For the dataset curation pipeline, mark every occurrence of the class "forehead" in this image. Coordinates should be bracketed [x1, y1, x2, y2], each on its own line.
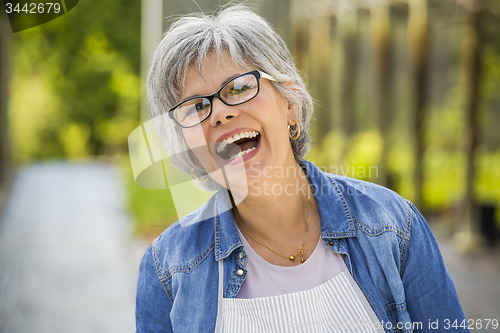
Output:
[181, 52, 251, 99]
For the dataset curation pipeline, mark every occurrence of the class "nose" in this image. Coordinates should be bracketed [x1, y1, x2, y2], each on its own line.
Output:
[209, 98, 239, 126]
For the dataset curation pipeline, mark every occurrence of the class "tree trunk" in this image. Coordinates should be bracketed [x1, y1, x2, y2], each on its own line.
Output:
[308, 15, 332, 143]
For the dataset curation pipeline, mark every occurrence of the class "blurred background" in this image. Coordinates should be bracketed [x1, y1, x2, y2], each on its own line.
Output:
[0, 0, 499, 332]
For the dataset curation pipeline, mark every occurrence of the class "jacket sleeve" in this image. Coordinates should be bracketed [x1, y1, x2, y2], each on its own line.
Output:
[136, 242, 174, 333]
[401, 201, 470, 332]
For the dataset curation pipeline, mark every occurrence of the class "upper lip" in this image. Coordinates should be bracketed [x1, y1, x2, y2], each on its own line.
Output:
[215, 128, 260, 155]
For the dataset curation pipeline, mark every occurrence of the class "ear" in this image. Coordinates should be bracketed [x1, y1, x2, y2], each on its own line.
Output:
[280, 81, 298, 125]
[287, 107, 298, 126]
[286, 98, 298, 126]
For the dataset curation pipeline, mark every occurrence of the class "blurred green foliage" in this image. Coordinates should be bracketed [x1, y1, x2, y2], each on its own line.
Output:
[9, 0, 141, 162]
[119, 156, 178, 238]
[7, 0, 165, 234]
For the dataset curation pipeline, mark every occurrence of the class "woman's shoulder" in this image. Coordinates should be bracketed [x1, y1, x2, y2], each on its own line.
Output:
[322, 172, 412, 235]
[325, 172, 408, 206]
[304, 160, 409, 217]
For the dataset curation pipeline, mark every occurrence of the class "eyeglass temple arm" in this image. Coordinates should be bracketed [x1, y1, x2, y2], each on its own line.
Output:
[258, 71, 276, 82]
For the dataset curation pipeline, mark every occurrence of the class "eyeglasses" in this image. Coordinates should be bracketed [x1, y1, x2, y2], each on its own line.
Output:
[168, 70, 276, 128]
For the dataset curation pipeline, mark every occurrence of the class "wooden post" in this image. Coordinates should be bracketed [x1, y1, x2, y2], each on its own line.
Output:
[292, 19, 310, 75]
[456, 0, 484, 251]
[308, 12, 332, 143]
[141, 0, 163, 123]
[338, 3, 359, 137]
[0, 10, 11, 188]
[407, 0, 428, 209]
[264, 0, 291, 45]
[370, 1, 392, 187]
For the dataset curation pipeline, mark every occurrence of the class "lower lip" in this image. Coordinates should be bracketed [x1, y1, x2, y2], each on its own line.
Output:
[217, 139, 261, 166]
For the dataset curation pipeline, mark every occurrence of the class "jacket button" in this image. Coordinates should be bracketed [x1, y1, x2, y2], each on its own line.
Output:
[236, 269, 245, 276]
[238, 251, 244, 259]
[328, 241, 334, 247]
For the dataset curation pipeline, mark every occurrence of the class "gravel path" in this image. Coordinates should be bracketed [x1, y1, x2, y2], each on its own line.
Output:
[437, 233, 500, 332]
[0, 162, 147, 333]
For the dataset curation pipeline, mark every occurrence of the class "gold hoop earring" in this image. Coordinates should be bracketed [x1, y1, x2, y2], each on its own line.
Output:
[288, 120, 300, 141]
[191, 167, 209, 183]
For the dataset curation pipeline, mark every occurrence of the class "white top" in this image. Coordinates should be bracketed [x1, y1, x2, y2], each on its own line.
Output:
[214, 252, 384, 333]
[236, 228, 343, 299]
[213, 231, 384, 332]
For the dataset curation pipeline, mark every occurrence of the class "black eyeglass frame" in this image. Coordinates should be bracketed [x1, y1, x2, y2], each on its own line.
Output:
[168, 70, 275, 128]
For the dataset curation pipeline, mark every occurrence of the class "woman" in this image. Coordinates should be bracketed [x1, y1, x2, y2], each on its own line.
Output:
[136, 5, 469, 333]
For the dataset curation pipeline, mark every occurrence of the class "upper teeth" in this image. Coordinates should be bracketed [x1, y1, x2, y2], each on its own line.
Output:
[216, 131, 260, 154]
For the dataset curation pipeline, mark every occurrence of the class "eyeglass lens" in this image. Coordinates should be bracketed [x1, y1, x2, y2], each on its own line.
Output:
[174, 72, 259, 127]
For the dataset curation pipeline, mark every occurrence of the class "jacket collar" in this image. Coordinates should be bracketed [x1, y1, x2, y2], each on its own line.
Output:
[214, 160, 356, 261]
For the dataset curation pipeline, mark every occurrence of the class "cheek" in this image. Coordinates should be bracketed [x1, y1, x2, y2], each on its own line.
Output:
[256, 98, 290, 140]
[182, 126, 207, 152]
[260, 92, 290, 124]
[182, 126, 215, 170]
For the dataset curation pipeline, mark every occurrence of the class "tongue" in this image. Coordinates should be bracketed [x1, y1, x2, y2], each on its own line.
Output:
[226, 140, 259, 160]
[239, 140, 258, 152]
[226, 144, 241, 159]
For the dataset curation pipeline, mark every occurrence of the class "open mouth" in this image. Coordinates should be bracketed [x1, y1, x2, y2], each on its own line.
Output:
[216, 131, 261, 161]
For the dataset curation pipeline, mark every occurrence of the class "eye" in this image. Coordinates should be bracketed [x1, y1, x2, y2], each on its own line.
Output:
[177, 98, 210, 122]
[195, 101, 210, 111]
[184, 101, 209, 117]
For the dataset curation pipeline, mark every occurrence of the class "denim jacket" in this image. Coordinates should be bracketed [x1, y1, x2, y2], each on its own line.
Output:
[136, 160, 469, 333]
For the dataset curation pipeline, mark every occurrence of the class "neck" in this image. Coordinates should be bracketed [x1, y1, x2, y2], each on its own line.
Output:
[231, 162, 315, 244]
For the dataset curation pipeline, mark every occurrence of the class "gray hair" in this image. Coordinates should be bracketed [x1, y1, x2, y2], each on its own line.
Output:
[147, 4, 314, 191]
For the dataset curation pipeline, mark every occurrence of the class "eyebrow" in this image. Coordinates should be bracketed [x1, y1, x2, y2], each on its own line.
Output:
[181, 73, 243, 101]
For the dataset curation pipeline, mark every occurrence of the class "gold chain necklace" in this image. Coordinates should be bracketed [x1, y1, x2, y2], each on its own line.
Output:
[233, 193, 312, 263]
